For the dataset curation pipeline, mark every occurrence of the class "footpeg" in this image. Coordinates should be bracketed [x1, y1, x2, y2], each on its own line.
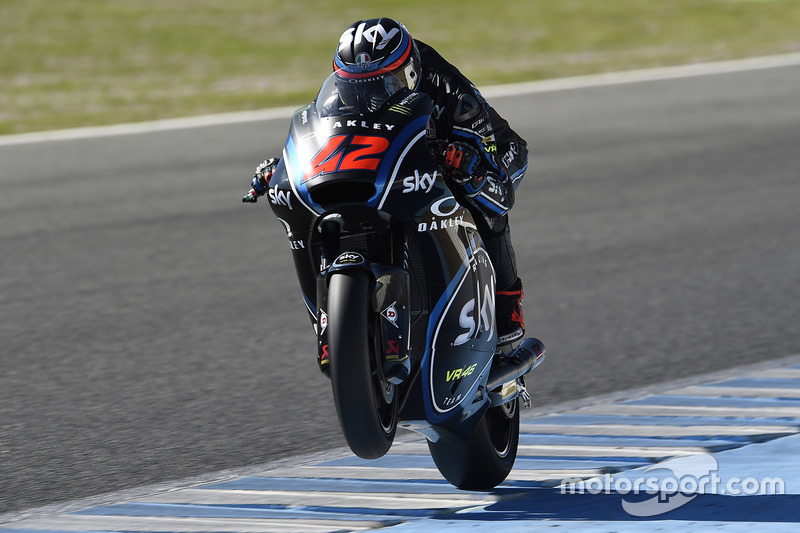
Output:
[520, 382, 532, 408]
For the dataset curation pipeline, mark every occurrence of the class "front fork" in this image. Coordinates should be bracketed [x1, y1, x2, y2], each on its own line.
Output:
[314, 218, 412, 385]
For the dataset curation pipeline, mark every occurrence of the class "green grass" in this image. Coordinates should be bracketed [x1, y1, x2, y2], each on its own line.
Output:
[2, 0, 800, 134]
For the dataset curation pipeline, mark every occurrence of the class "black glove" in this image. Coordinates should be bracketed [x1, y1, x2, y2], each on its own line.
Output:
[242, 157, 280, 203]
[441, 142, 485, 197]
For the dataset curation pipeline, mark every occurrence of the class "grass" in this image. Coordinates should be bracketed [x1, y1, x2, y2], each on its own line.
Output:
[2, 0, 800, 134]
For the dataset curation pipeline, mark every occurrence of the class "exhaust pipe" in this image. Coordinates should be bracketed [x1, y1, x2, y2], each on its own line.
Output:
[486, 337, 546, 392]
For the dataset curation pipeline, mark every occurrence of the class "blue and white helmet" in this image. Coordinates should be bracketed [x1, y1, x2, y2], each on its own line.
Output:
[334, 18, 421, 91]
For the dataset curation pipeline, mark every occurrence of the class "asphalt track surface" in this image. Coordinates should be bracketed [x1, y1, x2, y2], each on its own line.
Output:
[1, 63, 799, 513]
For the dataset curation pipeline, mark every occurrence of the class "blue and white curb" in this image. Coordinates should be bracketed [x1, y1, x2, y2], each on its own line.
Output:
[3, 356, 800, 532]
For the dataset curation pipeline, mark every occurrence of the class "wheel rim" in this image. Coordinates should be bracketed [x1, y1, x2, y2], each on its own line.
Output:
[486, 399, 516, 458]
[374, 376, 396, 433]
[372, 326, 397, 434]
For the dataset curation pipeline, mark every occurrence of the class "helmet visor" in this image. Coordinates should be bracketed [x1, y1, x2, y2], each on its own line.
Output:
[334, 71, 407, 114]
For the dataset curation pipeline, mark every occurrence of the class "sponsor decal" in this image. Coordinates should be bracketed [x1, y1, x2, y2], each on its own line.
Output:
[402, 170, 437, 194]
[442, 394, 464, 407]
[319, 344, 329, 364]
[398, 92, 422, 106]
[430, 196, 461, 217]
[501, 142, 520, 168]
[417, 214, 465, 233]
[381, 301, 399, 327]
[454, 93, 481, 122]
[333, 252, 365, 266]
[304, 134, 390, 182]
[386, 340, 400, 356]
[339, 22, 401, 53]
[426, 117, 437, 138]
[388, 104, 413, 116]
[319, 310, 328, 335]
[355, 52, 371, 69]
[446, 363, 477, 382]
[481, 134, 497, 153]
[452, 273, 495, 346]
[269, 188, 292, 209]
[330, 120, 396, 131]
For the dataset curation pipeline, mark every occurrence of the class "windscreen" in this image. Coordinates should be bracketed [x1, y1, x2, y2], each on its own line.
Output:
[316, 71, 408, 117]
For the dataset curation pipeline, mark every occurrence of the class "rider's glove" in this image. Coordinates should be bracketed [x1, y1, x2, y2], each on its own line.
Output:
[242, 157, 280, 203]
[441, 142, 485, 197]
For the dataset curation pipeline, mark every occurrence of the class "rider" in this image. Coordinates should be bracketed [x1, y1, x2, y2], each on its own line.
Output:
[245, 18, 529, 345]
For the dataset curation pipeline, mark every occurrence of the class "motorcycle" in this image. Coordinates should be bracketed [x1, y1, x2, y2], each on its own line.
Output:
[246, 70, 545, 490]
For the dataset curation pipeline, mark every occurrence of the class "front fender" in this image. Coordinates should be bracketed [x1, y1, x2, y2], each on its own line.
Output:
[320, 253, 412, 384]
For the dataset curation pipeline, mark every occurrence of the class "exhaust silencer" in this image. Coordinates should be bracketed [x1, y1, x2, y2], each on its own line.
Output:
[486, 337, 546, 392]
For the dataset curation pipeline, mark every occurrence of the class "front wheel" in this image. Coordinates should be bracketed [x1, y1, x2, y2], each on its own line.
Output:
[428, 398, 520, 490]
[328, 270, 397, 459]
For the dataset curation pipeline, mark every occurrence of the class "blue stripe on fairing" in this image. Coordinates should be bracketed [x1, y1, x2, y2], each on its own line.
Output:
[73, 502, 431, 520]
[302, 291, 316, 316]
[526, 414, 799, 426]
[702, 377, 800, 389]
[624, 395, 800, 408]
[318, 454, 651, 469]
[368, 114, 430, 207]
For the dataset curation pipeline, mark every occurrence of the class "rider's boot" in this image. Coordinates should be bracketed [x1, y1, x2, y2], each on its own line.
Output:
[496, 277, 525, 346]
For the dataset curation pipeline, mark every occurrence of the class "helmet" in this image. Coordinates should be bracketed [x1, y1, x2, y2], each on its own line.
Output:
[334, 18, 421, 92]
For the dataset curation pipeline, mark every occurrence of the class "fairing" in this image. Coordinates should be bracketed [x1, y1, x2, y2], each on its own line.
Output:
[266, 73, 498, 438]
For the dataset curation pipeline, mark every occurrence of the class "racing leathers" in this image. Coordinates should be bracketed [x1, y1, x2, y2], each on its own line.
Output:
[243, 40, 530, 344]
[416, 40, 529, 343]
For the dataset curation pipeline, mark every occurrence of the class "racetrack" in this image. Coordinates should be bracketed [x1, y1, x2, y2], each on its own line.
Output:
[1, 61, 799, 513]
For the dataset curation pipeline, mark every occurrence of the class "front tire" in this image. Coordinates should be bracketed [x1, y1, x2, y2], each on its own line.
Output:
[328, 270, 397, 459]
[428, 398, 520, 490]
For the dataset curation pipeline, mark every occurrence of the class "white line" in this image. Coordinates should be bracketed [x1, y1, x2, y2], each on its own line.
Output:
[143, 488, 496, 509]
[669, 386, 800, 398]
[575, 403, 800, 418]
[391, 441, 708, 457]
[480, 52, 800, 98]
[5, 514, 384, 533]
[2, 52, 799, 148]
[747, 369, 800, 379]
[0, 106, 298, 147]
[518, 423, 798, 437]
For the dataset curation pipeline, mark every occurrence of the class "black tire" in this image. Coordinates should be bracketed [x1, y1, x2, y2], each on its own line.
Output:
[328, 270, 397, 459]
[428, 398, 520, 490]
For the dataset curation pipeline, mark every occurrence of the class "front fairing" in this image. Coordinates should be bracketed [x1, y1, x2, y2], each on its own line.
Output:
[267, 74, 497, 436]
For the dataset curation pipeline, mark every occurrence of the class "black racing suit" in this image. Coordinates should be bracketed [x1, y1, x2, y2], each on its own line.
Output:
[416, 40, 529, 296]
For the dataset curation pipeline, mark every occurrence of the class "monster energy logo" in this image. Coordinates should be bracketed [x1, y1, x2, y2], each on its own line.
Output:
[389, 104, 413, 116]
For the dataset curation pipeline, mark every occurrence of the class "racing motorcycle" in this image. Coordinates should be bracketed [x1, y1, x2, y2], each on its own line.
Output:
[245, 70, 545, 490]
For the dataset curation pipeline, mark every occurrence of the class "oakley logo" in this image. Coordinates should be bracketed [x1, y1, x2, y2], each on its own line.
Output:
[339, 23, 401, 52]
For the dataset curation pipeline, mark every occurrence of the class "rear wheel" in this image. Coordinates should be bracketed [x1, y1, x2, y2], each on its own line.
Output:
[328, 270, 397, 459]
[428, 398, 520, 490]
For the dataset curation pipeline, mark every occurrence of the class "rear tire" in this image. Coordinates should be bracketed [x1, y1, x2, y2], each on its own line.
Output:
[329, 270, 397, 459]
[428, 398, 520, 490]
